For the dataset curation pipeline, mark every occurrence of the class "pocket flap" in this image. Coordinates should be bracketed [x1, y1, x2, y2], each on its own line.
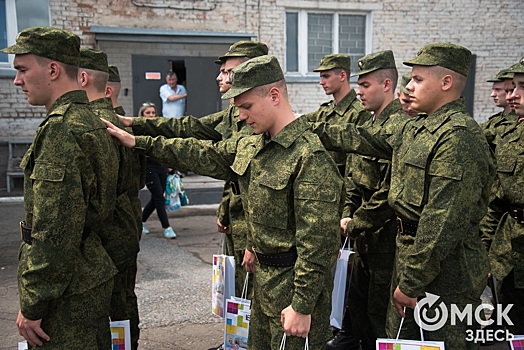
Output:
[30, 162, 66, 182]
[497, 157, 517, 174]
[295, 181, 337, 202]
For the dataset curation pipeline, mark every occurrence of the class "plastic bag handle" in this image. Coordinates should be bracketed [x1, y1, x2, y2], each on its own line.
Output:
[279, 334, 309, 350]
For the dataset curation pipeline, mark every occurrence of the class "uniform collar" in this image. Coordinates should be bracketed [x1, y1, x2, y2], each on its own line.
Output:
[419, 98, 468, 133]
[374, 98, 403, 126]
[265, 115, 310, 149]
[332, 89, 358, 116]
[89, 97, 113, 111]
[42, 90, 89, 126]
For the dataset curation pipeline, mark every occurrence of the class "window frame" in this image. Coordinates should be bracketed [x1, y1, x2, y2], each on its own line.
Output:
[285, 9, 373, 77]
[0, 0, 51, 70]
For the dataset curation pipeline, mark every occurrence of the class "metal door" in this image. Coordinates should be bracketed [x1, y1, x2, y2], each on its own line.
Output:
[132, 55, 221, 117]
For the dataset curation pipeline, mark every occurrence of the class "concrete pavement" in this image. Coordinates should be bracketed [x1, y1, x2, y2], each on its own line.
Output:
[0, 201, 226, 350]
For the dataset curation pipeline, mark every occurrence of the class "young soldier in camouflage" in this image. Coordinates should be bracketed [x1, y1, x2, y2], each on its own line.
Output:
[1, 27, 119, 348]
[118, 41, 268, 303]
[340, 50, 409, 349]
[304, 54, 371, 176]
[481, 57, 524, 336]
[104, 55, 343, 350]
[480, 69, 519, 151]
[78, 48, 143, 350]
[311, 43, 495, 350]
[397, 71, 418, 117]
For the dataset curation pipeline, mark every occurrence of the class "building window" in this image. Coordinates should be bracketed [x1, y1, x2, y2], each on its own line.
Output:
[0, 0, 50, 65]
[286, 10, 370, 75]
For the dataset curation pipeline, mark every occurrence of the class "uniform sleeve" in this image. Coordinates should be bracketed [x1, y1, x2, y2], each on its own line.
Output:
[398, 129, 490, 297]
[341, 154, 362, 219]
[216, 182, 232, 227]
[291, 151, 343, 315]
[134, 135, 237, 182]
[18, 124, 96, 320]
[309, 122, 394, 160]
[346, 163, 394, 239]
[132, 115, 223, 141]
[479, 176, 508, 252]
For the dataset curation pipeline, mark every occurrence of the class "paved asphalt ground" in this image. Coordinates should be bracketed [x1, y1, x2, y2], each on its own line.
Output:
[0, 200, 225, 350]
[0, 198, 512, 350]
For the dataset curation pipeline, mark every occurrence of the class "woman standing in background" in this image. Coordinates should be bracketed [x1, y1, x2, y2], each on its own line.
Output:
[138, 102, 176, 239]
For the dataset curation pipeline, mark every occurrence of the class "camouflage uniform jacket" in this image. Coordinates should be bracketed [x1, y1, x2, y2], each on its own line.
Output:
[134, 116, 343, 316]
[343, 99, 408, 255]
[19, 91, 118, 320]
[480, 121, 524, 287]
[90, 97, 141, 264]
[312, 98, 494, 298]
[304, 89, 371, 169]
[114, 105, 126, 116]
[480, 110, 518, 151]
[133, 104, 252, 248]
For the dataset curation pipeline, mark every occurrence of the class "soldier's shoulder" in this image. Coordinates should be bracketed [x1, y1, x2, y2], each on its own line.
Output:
[300, 130, 327, 154]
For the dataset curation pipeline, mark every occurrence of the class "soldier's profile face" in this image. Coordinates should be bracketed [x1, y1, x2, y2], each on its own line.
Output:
[13, 53, 52, 107]
[235, 88, 273, 135]
[511, 74, 524, 117]
[357, 72, 384, 113]
[398, 91, 418, 117]
[319, 69, 343, 96]
[504, 79, 516, 108]
[406, 65, 441, 115]
[490, 81, 507, 108]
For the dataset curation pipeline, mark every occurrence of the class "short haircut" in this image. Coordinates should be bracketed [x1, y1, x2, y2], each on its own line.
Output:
[166, 71, 177, 79]
[81, 68, 109, 93]
[430, 66, 467, 93]
[333, 68, 351, 83]
[251, 79, 288, 100]
[107, 81, 121, 99]
[374, 68, 399, 90]
[35, 55, 78, 81]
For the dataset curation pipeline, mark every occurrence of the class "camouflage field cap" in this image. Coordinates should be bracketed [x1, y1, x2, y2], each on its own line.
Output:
[351, 50, 396, 77]
[403, 42, 472, 77]
[108, 65, 121, 83]
[497, 68, 514, 80]
[510, 56, 524, 74]
[486, 70, 503, 83]
[222, 55, 284, 100]
[215, 41, 269, 64]
[399, 71, 412, 94]
[0, 26, 80, 66]
[79, 48, 109, 73]
[313, 54, 351, 72]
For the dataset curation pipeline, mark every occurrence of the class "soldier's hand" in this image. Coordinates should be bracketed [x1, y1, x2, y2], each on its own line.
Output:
[117, 115, 134, 127]
[101, 118, 136, 148]
[340, 217, 351, 236]
[393, 286, 417, 317]
[217, 218, 229, 233]
[280, 305, 311, 338]
[16, 310, 49, 346]
[242, 249, 255, 273]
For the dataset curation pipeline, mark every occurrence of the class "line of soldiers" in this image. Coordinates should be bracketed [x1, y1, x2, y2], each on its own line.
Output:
[5, 24, 524, 350]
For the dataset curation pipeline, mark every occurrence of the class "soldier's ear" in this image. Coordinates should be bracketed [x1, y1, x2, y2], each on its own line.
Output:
[49, 62, 60, 81]
[441, 74, 453, 91]
[105, 85, 113, 98]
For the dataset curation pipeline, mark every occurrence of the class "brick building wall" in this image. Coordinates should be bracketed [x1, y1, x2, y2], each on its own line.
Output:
[1, 0, 523, 138]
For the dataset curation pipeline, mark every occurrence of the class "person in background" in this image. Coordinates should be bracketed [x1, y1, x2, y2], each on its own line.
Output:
[160, 71, 187, 118]
[139, 102, 176, 239]
[397, 71, 418, 117]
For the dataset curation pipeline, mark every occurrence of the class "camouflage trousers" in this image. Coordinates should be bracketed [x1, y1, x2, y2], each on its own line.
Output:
[110, 259, 140, 350]
[347, 251, 394, 346]
[247, 265, 332, 350]
[28, 278, 113, 350]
